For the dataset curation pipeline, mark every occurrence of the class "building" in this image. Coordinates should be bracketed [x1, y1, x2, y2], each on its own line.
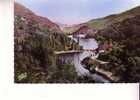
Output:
[72, 26, 97, 38]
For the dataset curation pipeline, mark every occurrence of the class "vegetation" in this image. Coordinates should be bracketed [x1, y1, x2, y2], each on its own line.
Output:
[91, 6, 140, 83]
[14, 15, 84, 83]
[96, 34, 140, 82]
[15, 3, 140, 83]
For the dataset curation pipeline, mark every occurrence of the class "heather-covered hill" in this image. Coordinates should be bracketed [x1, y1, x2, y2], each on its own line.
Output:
[14, 2, 83, 83]
[15, 2, 62, 34]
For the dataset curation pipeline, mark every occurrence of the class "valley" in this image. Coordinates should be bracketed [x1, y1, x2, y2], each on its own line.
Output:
[14, 2, 140, 83]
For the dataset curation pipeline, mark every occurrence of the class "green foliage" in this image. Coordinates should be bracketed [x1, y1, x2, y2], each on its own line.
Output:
[40, 27, 49, 33]
[14, 27, 81, 83]
[95, 34, 106, 44]
[47, 64, 79, 83]
[98, 36, 140, 82]
[87, 19, 107, 30]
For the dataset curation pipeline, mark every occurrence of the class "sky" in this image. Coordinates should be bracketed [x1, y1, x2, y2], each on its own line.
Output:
[16, 0, 140, 25]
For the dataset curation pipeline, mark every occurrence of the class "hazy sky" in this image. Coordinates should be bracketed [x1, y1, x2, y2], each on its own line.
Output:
[16, 0, 140, 25]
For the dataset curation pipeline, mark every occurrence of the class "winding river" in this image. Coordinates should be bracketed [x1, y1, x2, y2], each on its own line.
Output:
[69, 36, 111, 83]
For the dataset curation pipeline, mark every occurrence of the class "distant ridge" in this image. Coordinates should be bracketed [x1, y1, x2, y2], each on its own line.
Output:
[63, 6, 140, 38]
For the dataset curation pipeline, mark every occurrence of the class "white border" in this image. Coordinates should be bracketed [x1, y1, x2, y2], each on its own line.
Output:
[0, 0, 139, 100]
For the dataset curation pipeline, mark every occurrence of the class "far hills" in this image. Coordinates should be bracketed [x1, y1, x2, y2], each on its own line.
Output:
[63, 6, 140, 39]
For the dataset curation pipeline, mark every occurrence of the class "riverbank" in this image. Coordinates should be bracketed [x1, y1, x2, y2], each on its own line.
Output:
[64, 35, 116, 83]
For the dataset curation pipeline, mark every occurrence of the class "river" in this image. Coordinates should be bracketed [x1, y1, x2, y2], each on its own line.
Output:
[69, 36, 111, 83]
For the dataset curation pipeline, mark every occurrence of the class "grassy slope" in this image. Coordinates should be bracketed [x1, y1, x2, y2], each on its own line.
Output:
[63, 6, 140, 34]
[86, 6, 140, 30]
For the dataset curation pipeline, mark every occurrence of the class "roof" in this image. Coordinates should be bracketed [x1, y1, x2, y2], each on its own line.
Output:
[72, 25, 96, 35]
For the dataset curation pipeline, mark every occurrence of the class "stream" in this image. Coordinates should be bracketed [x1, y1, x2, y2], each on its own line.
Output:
[69, 36, 111, 83]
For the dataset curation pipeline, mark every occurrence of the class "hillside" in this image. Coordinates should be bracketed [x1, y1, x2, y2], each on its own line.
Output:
[64, 6, 140, 82]
[63, 6, 140, 36]
[86, 6, 140, 30]
[15, 2, 62, 33]
[14, 2, 82, 83]
[94, 6, 140, 82]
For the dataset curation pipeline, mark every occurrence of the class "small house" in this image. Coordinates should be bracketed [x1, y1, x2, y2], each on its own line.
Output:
[72, 26, 96, 38]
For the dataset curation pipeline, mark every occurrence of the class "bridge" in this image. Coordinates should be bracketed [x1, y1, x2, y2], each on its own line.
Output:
[54, 49, 98, 55]
[54, 50, 82, 55]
